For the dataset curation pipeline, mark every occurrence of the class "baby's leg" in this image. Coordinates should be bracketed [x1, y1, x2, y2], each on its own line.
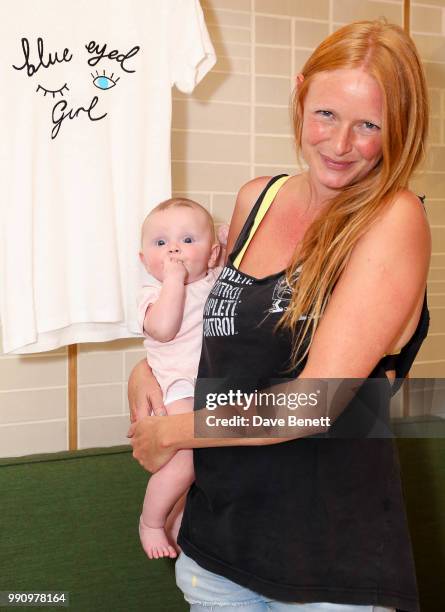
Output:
[165, 491, 188, 554]
[140, 396, 194, 559]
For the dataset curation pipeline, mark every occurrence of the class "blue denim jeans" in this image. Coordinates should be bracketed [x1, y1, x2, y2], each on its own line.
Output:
[175, 552, 395, 611]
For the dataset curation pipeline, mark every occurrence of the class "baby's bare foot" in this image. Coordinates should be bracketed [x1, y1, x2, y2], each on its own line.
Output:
[139, 517, 177, 559]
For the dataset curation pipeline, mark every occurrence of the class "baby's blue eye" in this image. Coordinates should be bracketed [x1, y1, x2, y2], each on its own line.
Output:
[183, 237, 194, 244]
[156, 239, 166, 246]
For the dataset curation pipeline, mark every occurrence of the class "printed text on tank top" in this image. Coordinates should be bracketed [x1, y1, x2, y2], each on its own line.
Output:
[230, 173, 427, 382]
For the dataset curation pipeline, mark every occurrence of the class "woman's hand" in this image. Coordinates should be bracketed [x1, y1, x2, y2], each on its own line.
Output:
[127, 359, 166, 423]
[127, 415, 176, 473]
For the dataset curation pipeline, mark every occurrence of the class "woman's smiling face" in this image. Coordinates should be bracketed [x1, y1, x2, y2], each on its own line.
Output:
[300, 68, 384, 194]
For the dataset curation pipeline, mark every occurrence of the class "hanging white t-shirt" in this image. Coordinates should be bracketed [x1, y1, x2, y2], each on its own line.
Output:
[0, 0, 215, 354]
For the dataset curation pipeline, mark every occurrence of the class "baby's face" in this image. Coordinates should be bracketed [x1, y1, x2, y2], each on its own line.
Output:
[140, 206, 218, 284]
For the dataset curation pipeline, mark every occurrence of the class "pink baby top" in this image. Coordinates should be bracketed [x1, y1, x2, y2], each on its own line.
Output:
[137, 266, 222, 401]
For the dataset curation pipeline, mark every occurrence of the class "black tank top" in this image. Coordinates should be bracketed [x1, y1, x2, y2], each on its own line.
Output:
[178, 175, 429, 612]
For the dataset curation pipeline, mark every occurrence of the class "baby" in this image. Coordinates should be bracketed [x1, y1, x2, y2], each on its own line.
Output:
[137, 197, 223, 559]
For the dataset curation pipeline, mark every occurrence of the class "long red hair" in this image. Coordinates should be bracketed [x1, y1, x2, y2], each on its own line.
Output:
[279, 19, 429, 371]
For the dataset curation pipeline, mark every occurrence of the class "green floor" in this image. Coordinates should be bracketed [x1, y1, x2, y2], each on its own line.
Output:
[0, 441, 444, 612]
[0, 447, 186, 612]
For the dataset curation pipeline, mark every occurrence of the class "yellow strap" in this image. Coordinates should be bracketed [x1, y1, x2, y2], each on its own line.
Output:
[233, 175, 291, 269]
[383, 349, 402, 357]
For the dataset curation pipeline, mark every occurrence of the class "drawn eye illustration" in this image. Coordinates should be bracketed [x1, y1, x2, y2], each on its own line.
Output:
[91, 70, 120, 90]
[36, 83, 69, 98]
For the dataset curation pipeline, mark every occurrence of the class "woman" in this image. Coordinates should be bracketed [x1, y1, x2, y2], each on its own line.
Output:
[128, 19, 430, 612]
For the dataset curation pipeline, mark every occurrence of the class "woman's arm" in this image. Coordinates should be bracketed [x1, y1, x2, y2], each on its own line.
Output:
[128, 359, 166, 422]
[129, 374, 342, 472]
[128, 410, 294, 472]
[301, 190, 431, 379]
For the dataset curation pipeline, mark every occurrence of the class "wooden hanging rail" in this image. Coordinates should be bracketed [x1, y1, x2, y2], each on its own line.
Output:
[68, 344, 78, 450]
[404, 0, 410, 34]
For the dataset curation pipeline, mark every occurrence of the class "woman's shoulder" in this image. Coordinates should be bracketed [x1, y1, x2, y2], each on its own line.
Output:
[354, 187, 431, 273]
[373, 188, 430, 243]
[236, 176, 273, 208]
[388, 187, 428, 215]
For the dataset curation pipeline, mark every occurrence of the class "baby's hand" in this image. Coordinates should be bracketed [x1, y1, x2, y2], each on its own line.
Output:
[163, 256, 188, 283]
[217, 224, 229, 267]
[217, 224, 229, 246]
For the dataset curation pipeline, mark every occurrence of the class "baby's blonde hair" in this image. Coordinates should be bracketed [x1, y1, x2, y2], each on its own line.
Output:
[141, 197, 216, 248]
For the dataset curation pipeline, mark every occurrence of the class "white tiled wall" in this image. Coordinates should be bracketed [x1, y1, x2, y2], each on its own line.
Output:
[1, 0, 444, 457]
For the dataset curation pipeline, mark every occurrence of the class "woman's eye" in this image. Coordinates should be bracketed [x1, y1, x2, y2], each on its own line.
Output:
[156, 239, 166, 246]
[183, 237, 194, 244]
[363, 121, 379, 131]
[317, 110, 333, 118]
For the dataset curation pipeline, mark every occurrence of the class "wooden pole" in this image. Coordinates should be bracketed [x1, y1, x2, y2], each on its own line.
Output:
[68, 344, 78, 450]
[403, 0, 410, 34]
